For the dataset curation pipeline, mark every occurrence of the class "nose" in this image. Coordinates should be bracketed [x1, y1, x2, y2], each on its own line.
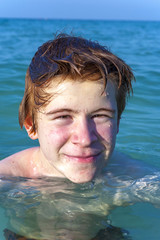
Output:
[71, 117, 97, 147]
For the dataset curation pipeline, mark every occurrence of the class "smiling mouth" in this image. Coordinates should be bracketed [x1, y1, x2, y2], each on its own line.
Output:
[64, 152, 102, 163]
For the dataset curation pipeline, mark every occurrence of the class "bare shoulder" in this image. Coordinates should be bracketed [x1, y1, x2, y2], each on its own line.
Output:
[0, 147, 39, 177]
[108, 150, 157, 179]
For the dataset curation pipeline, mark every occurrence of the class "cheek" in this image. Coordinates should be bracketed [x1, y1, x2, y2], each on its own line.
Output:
[38, 121, 70, 148]
[48, 127, 70, 146]
[96, 122, 117, 142]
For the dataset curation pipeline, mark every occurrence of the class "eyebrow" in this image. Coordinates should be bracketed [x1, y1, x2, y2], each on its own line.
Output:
[91, 108, 116, 114]
[45, 108, 116, 116]
[45, 108, 79, 115]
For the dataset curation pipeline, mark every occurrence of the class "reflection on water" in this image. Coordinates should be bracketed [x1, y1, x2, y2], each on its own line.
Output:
[0, 172, 160, 240]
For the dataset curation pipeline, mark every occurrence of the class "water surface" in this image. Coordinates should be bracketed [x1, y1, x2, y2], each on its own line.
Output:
[0, 18, 160, 239]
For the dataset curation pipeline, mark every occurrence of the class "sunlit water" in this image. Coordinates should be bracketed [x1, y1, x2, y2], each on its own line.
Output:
[1, 172, 160, 240]
[0, 18, 160, 239]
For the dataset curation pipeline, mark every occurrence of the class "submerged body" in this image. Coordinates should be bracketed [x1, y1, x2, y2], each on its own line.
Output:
[0, 160, 159, 240]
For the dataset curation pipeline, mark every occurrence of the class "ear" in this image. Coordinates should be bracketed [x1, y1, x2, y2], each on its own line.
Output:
[24, 116, 38, 140]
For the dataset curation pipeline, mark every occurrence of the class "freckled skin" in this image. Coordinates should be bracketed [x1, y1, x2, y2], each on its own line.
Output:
[0, 78, 119, 183]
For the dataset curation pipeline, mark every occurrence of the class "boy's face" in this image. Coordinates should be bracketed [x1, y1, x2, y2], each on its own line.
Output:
[31, 77, 119, 183]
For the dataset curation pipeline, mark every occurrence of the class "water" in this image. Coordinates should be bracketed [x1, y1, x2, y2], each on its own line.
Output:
[0, 18, 160, 239]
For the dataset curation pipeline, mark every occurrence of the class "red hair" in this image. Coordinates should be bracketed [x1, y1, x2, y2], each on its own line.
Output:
[19, 34, 134, 133]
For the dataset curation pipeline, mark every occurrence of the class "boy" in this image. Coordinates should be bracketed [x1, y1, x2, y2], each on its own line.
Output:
[0, 33, 152, 183]
[1, 34, 158, 240]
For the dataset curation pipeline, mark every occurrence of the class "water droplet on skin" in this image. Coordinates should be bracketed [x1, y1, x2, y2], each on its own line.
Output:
[103, 92, 109, 97]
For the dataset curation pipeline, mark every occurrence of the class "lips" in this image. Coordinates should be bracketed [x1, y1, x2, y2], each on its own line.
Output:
[63, 152, 102, 163]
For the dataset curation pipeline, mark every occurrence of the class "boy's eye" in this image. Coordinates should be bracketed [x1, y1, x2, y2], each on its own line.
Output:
[52, 115, 72, 124]
[92, 114, 112, 123]
[57, 115, 71, 119]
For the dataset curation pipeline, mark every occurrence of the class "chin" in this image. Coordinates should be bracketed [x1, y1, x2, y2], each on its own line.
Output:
[66, 171, 96, 184]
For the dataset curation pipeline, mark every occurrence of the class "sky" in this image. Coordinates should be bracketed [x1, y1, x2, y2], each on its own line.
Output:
[0, 0, 160, 21]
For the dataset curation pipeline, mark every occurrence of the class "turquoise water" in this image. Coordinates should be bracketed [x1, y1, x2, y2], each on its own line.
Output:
[0, 18, 160, 239]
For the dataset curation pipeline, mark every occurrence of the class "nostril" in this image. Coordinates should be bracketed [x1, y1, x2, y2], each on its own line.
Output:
[71, 129, 97, 147]
[70, 117, 98, 146]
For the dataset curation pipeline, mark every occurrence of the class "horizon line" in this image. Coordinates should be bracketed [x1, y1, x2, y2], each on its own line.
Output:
[0, 16, 160, 22]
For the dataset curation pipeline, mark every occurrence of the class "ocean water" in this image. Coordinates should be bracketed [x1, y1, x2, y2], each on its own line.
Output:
[0, 18, 160, 239]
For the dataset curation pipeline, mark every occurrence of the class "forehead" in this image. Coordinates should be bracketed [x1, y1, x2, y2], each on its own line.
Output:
[46, 75, 116, 95]
[42, 76, 117, 113]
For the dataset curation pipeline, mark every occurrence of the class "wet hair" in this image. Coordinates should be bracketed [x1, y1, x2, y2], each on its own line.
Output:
[19, 33, 135, 133]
